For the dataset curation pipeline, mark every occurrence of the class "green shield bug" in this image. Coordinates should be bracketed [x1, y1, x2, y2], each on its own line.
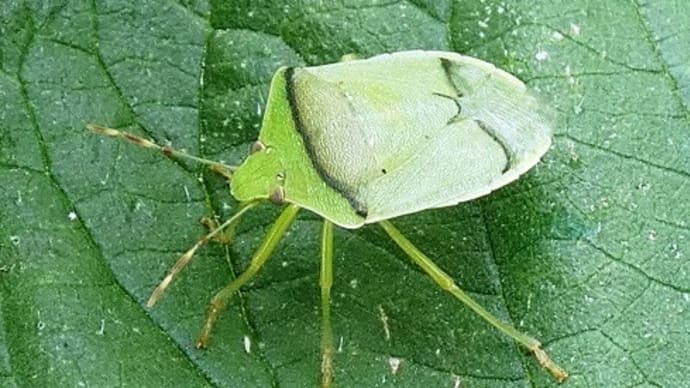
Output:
[88, 50, 567, 386]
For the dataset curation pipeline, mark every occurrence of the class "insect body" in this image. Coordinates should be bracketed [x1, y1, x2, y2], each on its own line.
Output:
[233, 51, 551, 227]
[89, 50, 567, 386]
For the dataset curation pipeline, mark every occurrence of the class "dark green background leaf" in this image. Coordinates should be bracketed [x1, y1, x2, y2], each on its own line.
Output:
[1, 1, 688, 387]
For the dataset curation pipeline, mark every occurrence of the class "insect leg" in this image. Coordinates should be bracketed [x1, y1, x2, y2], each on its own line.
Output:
[209, 164, 235, 181]
[200, 201, 255, 245]
[320, 220, 336, 388]
[196, 203, 301, 348]
[147, 201, 260, 307]
[199, 217, 231, 244]
[86, 124, 238, 173]
[379, 220, 568, 383]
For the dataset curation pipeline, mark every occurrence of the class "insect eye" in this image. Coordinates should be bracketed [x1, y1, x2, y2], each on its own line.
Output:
[250, 140, 266, 154]
[269, 186, 285, 204]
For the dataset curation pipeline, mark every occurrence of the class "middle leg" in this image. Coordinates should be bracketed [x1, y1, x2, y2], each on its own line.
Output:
[320, 220, 336, 388]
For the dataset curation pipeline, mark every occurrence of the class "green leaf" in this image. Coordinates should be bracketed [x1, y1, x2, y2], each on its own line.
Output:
[1, 1, 688, 387]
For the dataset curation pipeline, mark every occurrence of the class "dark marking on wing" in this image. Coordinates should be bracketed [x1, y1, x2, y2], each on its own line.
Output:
[439, 58, 515, 173]
[438, 58, 468, 125]
[440, 58, 464, 97]
[433, 92, 464, 124]
[475, 120, 515, 173]
[284, 67, 369, 218]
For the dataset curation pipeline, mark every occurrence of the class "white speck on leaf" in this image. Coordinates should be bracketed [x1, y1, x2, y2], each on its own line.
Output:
[100, 172, 110, 185]
[453, 375, 463, 388]
[565, 65, 576, 85]
[388, 357, 401, 374]
[97, 319, 105, 336]
[552, 31, 564, 40]
[68, 211, 77, 221]
[10, 235, 20, 246]
[243, 335, 252, 353]
[648, 230, 657, 241]
[570, 23, 581, 36]
[670, 243, 683, 259]
[378, 305, 391, 341]
[567, 140, 579, 162]
[535, 50, 550, 61]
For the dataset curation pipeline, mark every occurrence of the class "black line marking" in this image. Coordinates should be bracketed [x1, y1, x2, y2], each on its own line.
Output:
[433, 92, 464, 124]
[438, 58, 467, 125]
[284, 67, 369, 218]
[439, 58, 514, 173]
[475, 120, 515, 173]
[440, 58, 464, 97]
